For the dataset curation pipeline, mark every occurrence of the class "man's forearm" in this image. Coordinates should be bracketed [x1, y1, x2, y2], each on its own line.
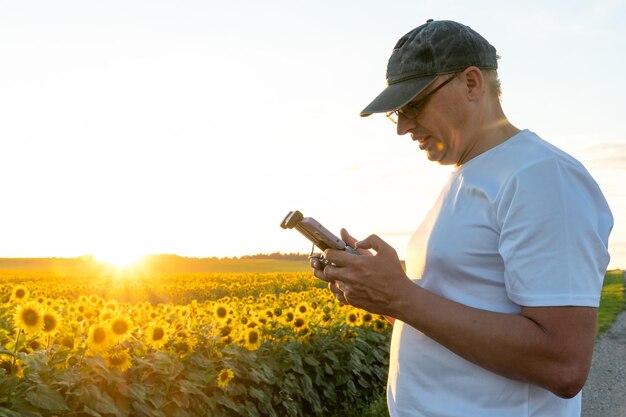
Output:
[389, 280, 597, 398]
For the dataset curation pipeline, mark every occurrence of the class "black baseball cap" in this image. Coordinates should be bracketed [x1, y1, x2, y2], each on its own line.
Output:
[360, 19, 498, 117]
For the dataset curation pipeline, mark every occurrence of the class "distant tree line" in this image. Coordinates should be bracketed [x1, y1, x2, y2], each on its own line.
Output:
[140, 253, 310, 262]
[239, 252, 309, 260]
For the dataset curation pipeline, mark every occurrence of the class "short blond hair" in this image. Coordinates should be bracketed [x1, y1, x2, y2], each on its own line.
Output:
[483, 69, 502, 98]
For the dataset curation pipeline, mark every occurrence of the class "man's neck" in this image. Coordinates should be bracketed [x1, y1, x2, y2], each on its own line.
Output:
[457, 105, 520, 165]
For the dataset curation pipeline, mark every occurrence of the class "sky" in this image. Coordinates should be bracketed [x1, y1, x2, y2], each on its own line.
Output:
[0, 0, 625, 269]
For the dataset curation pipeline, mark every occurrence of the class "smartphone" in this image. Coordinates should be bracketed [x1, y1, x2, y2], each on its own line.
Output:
[280, 210, 349, 252]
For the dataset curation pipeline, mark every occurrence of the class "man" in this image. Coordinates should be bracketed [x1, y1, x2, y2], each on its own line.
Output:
[311, 19, 613, 417]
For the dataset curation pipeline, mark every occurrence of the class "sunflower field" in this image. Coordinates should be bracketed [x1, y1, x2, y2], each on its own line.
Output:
[0, 260, 391, 417]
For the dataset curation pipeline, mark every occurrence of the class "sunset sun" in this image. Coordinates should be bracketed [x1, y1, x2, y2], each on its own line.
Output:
[94, 250, 146, 269]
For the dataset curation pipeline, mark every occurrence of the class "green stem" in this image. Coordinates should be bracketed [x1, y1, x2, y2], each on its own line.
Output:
[6, 327, 23, 408]
[79, 343, 87, 367]
[11, 327, 22, 374]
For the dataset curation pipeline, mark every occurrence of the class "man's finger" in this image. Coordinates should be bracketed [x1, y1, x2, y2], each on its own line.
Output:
[356, 234, 396, 256]
[312, 267, 333, 282]
[329, 281, 348, 305]
[341, 228, 373, 256]
[329, 281, 342, 295]
[309, 255, 324, 270]
[340, 228, 358, 246]
[334, 279, 346, 293]
[323, 264, 340, 280]
[323, 248, 358, 266]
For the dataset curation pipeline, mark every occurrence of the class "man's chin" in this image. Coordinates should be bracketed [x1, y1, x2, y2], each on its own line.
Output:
[424, 151, 442, 162]
[424, 151, 454, 165]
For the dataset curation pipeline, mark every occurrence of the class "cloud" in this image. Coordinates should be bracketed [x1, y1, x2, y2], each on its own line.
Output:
[609, 241, 626, 257]
[609, 242, 626, 269]
[586, 143, 626, 170]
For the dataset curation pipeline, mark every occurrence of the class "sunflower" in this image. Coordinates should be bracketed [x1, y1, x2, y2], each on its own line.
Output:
[0, 358, 17, 375]
[99, 311, 114, 322]
[292, 316, 307, 331]
[60, 335, 75, 350]
[217, 325, 233, 342]
[217, 368, 234, 388]
[29, 339, 43, 350]
[87, 324, 111, 353]
[345, 309, 362, 326]
[110, 316, 132, 340]
[104, 300, 118, 312]
[42, 310, 60, 335]
[282, 311, 294, 323]
[297, 327, 311, 339]
[213, 303, 229, 322]
[145, 323, 169, 349]
[243, 327, 261, 351]
[373, 318, 389, 333]
[173, 329, 197, 354]
[296, 302, 309, 315]
[14, 302, 44, 334]
[11, 285, 29, 303]
[361, 312, 374, 326]
[105, 349, 132, 371]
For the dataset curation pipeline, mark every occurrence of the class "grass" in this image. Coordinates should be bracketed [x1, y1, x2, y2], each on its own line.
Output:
[597, 269, 626, 335]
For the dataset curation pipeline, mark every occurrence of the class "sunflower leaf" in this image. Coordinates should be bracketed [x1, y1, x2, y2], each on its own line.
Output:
[25, 383, 69, 411]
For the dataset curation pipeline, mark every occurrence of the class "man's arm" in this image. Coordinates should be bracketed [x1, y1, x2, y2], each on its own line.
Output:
[392, 285, 596, 398]
[317, 235, 597, 399]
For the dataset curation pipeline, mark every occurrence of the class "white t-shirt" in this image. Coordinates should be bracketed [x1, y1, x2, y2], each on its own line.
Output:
[388, 130, 613, 417]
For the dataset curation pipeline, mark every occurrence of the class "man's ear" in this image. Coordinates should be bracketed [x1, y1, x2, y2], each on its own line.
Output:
[461, 66, 485, 101]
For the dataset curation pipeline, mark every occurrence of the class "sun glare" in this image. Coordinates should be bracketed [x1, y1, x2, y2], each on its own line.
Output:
[94, 251, 146, 270]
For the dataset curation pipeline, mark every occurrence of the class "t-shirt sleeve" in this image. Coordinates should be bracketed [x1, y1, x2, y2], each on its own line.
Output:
[496, 157, 613, 307]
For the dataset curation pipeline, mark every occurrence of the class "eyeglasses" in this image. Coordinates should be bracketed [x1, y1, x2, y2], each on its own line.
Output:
[385, 74, 457, 125]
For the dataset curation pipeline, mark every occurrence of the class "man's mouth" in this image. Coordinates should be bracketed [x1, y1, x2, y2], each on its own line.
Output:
[411, 134, 429, 143]
[411, 134, 430, 149]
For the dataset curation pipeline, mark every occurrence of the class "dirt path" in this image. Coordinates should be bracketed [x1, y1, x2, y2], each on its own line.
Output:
[582, 308, 626, 417]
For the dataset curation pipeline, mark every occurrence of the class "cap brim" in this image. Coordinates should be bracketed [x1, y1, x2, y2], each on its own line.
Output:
[360, 75, 437, 117]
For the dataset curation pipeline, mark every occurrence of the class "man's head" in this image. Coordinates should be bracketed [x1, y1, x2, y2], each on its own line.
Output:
[360, 20, 498, 117]
[360, 19, 517, 166]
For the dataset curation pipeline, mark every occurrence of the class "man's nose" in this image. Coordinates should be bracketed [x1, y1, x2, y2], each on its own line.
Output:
[396, 114, 416, 136]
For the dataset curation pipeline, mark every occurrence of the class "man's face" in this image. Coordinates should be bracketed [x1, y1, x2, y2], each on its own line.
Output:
[395, 74, 468, 165]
